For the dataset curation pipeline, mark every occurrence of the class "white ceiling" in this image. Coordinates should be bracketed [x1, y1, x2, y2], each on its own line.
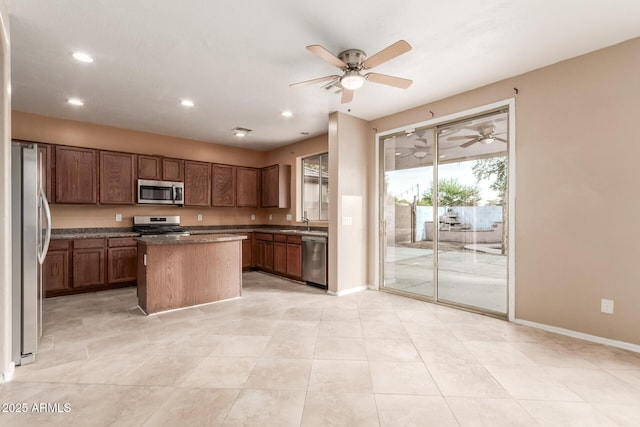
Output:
[7, 0, 640, 151]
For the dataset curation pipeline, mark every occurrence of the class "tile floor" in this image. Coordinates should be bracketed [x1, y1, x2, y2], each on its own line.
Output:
[2, 271, 640, 426]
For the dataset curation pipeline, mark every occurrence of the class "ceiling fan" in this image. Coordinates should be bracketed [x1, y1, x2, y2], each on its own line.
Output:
[448, 123, 507, 148]
[398, 131, 433, 159]
[290, 40, 413, 104]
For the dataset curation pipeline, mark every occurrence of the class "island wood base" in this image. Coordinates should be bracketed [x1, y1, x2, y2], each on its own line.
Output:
[137, 238, 242, 314]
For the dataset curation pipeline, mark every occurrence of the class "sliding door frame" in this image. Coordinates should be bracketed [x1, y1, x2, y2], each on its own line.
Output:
[376, 99, 516, 320]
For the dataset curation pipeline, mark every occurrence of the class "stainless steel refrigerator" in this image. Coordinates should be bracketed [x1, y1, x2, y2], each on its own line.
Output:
[11, 141, 51, 366]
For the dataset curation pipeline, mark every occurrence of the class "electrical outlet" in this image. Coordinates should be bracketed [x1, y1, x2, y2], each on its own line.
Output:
[269, 214, 272, 220]
[250, 214, 256, 221]
[286, 214, 292, 221]
[115, 213, 122, 222]
[197, 213, 203, 221]
[601, 298, 614, 314]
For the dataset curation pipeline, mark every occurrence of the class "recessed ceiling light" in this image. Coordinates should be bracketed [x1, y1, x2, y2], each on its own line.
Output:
[395, 152, 401, 156]
[233, 127, 251, 137]
[300, 132, 309, 135]
[281, 111, 293, 118]
[181, 99, 194, 107]
[72, 52, 94, 63]
[67, 98, 84, 106]
[439, 155, 446, 159]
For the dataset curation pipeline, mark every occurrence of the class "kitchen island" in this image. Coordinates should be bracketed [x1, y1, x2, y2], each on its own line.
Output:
[137, 234, 246, 314]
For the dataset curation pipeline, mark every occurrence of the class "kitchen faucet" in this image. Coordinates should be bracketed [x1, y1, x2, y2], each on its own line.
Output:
[302, 213, 310, 231]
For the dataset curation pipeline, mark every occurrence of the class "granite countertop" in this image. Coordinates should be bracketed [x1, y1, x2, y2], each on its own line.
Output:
[188, 228, 328, 237]
[51, 229, 140, 239]
[137, 234, 247, 245]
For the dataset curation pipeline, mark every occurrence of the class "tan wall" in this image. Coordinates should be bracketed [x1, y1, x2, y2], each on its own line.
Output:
[11, 111, 328, 228]
[328, 112, 370, 294]
[0, 0, 11, 381]
[370, 37, 640, 345]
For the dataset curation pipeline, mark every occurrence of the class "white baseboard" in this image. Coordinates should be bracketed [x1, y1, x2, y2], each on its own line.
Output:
[514, 318, 640, 353]
[328, 285, 368, 297]
[1, 362, 15, 383]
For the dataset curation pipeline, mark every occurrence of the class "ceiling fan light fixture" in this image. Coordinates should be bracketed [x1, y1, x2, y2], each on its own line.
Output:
[413, 150, 428, 159]
[479, 137, 495, 144]
[340, 71, 365, 90]
[233, 127, 251, 137]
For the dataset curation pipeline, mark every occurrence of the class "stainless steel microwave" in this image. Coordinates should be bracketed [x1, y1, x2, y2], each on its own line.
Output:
[137, 179, 184, 205]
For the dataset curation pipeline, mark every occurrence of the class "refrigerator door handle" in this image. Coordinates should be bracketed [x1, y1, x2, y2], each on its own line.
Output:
[38, 187, 52, 265]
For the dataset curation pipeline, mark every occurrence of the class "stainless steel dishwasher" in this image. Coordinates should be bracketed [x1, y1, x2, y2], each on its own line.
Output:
[302, 235, 327, 289]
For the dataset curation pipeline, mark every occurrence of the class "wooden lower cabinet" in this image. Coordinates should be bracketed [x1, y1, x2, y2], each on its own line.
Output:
[286, 242, 302, 280]
[253, 233, 304, 282]
[273, 242, 287, 275]
[241, 234, 253, 270]
[44, 236, 137, 297]
[254, 234, 274, 272]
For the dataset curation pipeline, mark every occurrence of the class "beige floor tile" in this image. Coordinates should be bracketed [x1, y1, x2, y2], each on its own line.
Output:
[314, 336, 367, 360]
[210, 335, 271, 357]
[317, 320, 363, 338]
[369, 361, 440, 395]
[520, 400, 618, 427]
[142, 387, 239, 427]
[119, 354, 205, 386]
[308, 360, 373, 393]
[426, 362, 509, 398]
[361, 321, 409, 339]
[547, 367, 640, 404]
[222, 389, 306, 427]
[606, 368, 640, 389]
[262, 334, 317, 359]
[375, 394, 458, 427]
[181, 357, 257, 388]
[364, 338, 420, 362]
[321, 307, 360, 321]
[484, 365, 583, 401]
[358, 309, 401, 323]
[301, 392, 379, 427]
[446, 397, 538, 426]
[214, 319, 280, 336]
[593, 403, 640, 427]
[244, 358, 312, 390]
[282, 306, 323, 321]
[395, 309, 441, 323]
[413, 337, 479, 365]
[463, 341, 536, 366]
[509, 341, 597, 368]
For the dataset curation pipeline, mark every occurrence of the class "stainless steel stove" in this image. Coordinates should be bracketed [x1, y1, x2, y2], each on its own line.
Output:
[133, 215, 190, 236]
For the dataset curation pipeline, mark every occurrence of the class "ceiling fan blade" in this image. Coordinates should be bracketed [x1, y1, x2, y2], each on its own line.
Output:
[341, 89, 354, 104]
[362, 40, 412, 69]
[447, 135, 479, 141]
[461, 140, 478, 148]
[306, 45, 347, 68]
[290, 75, 339, 88]
[366, 73, 412, 89]
[495, 137, 508, 143]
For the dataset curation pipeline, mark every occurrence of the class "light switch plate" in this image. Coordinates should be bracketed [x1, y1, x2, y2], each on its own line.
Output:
[115, 213, 122, 222]
[601, 298, 614, 314]
[342, 216, 353, 226]
[197, 213, 203, 221]
[286, 214, 292, 221]
[269, 214, 272, 220]
[250, 214, 256, 221]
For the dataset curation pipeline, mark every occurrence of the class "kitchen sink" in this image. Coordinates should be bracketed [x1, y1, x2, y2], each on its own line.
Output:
[278, 229, 326, 235]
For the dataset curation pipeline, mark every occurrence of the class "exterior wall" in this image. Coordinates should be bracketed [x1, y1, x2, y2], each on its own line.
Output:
[371, 37, 640, 345]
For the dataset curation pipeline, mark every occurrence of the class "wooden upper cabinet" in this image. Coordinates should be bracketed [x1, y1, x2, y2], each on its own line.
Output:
[261, 164, 291, 208]
[184, 160, 211, 206]
[236, 167, 259, 207]
[162, 158, 184, 181]
[37, 144, 53, 203]
[100, 151, 136, 205]
[212, 164, 236, 207]
[138, 155, 162, 180]
[55, 146, 98, 204]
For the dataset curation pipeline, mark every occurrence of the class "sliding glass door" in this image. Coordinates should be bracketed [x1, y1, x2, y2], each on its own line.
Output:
[380, 110, 509, 316]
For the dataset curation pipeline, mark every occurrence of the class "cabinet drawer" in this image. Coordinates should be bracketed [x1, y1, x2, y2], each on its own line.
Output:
[73, 238, 106, 249]
[108, 237, 138, 247]
[286, 235, 302, 244]
[49, 239, 71, 250]
[273, 234, 287, 243]
[255, 233, 273, 241]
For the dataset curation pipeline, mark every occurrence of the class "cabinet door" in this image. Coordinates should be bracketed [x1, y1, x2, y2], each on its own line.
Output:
[242, 238, 252, 269]
[55, 146, 98, 204]
[38, 144, 53, 203]
[236, 167, 259, 207]
[264, 241, 274, 272]
[286, 243, 302, 280]
[107, 247, 137, 283]
[273, 242, 287, 275]
[138, 155, 162, 180]
[100, 151, 136, 204]
[162, 158, 184, 181]
[43, 250, 70, 293]
[212, 164, 236, 207]
[73, 248, 105, 287]
[261, 165, 278, 207]
[184, 161, 211, 206]
[255, 241, 265, 269]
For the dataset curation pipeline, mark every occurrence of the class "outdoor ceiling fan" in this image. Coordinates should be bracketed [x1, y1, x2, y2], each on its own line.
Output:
[398, 131, 434, 159]
[290, 40, 413, 104]
[448, 123, 507, 148]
